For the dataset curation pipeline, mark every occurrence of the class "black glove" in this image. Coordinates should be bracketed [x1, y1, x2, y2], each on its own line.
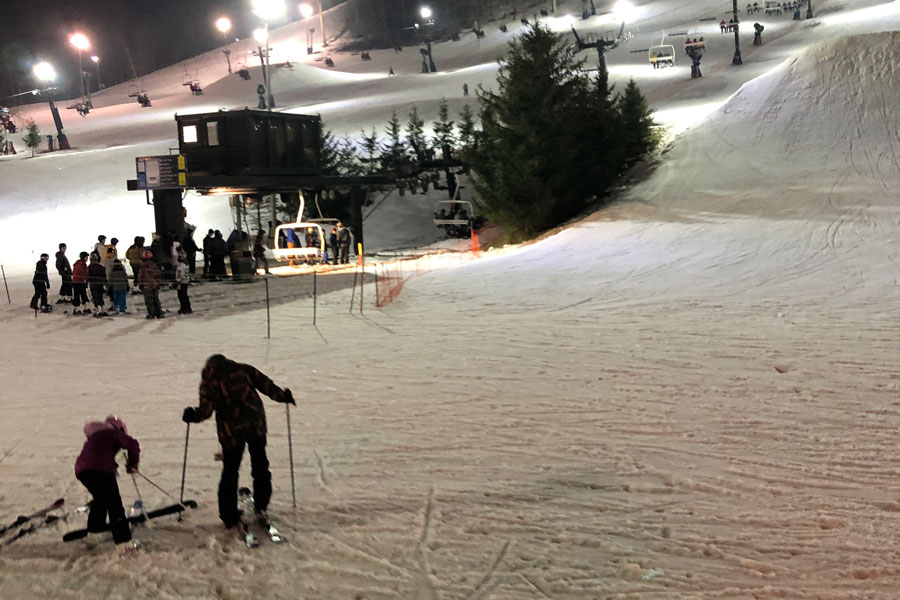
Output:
[182, 407, 198, 423]
[283, 389, 296, 405]
[126, 465, 138, 474]
[45, 281, 50, 289]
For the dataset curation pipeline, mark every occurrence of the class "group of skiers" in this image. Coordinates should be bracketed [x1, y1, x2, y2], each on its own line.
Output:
[75, 355, 294, 552]
[31, 233, 193, 319]
[277, 221, 354, 266]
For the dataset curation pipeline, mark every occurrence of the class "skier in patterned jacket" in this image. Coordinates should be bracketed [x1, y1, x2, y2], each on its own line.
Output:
[181, 355, 294, 529]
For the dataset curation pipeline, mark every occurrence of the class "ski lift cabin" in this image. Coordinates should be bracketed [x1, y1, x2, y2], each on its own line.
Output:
[649, 44, 675, 68]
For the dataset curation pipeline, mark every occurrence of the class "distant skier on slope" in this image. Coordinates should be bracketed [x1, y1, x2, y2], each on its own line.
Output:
[74, 416, 140, 551]
[181, 355, 294, 531]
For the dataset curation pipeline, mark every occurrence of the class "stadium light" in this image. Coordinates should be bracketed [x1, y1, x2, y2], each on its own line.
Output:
[215, 16, 233, 34]
[253, 27, 269, 44]
[420, 6, 432, 20]
[252, 0, 286, 22]
[299, 3, 314, 18]
[33, 61, 57, 82]
[69, 33, 90, 51]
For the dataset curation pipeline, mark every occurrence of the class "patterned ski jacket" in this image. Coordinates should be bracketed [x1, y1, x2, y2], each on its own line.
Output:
[139, 260, 161, 291]
[193, 358, 288, 447]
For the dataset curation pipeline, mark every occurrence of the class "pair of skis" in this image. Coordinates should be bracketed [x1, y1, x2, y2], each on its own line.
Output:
[62, 499, 198, 542]
[237, 487, 284, 548]
[0, 498, 67, 548]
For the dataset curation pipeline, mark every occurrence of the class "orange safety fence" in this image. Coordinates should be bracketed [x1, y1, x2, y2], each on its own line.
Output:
[374, 251, 477, 308]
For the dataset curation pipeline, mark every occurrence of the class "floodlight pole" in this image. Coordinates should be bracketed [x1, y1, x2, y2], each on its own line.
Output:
[731, 0, 742, 65]
[318, 0, 327, 47]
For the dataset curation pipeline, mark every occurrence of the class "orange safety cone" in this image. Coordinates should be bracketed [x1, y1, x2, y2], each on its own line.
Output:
[470, 228, 481, 256]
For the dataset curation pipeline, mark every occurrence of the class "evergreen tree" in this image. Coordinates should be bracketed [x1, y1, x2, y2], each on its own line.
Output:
[319, 128, 342, 175]
[405, 106, 427, 161]
[457, 103, 477, 154]
[22, 119, 41, 157]
[360, 128, 380, 174]
[468, 24, 599, 235]
[433, 98, 456, 151]
[380, 111, 409, 175]
[617, 79, 656, 164]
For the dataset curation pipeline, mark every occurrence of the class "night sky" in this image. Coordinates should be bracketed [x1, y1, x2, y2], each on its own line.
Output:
[0, 0, 276, 101]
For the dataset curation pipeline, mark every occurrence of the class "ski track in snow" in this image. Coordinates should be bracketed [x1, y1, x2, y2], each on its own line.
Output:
[3, 0, 900, 598]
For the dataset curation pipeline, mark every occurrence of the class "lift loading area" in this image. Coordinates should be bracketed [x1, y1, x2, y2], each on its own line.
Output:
[127, 109, 389, 275]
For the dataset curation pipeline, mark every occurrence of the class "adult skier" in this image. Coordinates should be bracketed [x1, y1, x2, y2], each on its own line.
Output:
[181, 355, 294, 530]
[337, 222, 352, 264]
[55, 243, 72, 304]
[74, 416, 140, 551]
[71, 252, 90, 315]
[86, 254, 108, 317]
[29, 253, 51, 312]
[138, 250, 164, 319]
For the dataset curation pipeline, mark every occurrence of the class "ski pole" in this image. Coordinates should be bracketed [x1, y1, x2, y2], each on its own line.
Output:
[286, 403, 296, 508]
[1, 265, 10, 304]
[137, 472, 195, 507]
[131, 473, 152, 528]
[180, 422, 190, 504]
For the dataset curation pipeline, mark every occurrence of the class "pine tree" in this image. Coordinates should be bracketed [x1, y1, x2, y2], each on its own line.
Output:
[468, 24, 599, 235]
[405, 106, 427, 161]
[617, 79, 656, 164]
[380, 111, 409, 175]
[457, 103, 477, 154]
[360, 128, 380, 174]
[22, 119, 41, 157]
[433, 98, 456, 151]
[319, 128, 342, 175]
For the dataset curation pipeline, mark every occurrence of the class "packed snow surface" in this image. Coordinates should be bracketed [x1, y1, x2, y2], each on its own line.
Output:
[3, 0, 900, 598]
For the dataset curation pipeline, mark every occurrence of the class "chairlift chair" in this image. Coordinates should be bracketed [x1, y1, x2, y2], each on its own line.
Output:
[433, 199, 476, 238]
[272, 193, 326, 264]
[648, 44, 676, 68]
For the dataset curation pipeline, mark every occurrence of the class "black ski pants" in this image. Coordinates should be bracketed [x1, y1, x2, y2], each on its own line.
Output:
[72, 283, 89, 308]
[143, 288, 163, 317]
[77, 470, 132, 544]
[219, 436, 271, 527]
[59, 273, 72, 297]
[89, 283, 105, 308]
[30, 283, 48, 309]
[177, 283, 192, 313]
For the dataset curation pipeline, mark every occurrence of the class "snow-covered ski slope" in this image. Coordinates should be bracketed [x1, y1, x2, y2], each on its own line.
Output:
[4, 0, 900, 598]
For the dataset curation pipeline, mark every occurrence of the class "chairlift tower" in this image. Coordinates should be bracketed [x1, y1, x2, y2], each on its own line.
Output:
[571, 23, 623, 78]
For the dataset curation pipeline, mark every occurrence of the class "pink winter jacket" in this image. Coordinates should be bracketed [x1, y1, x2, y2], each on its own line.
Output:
[74, 422, 140, 477]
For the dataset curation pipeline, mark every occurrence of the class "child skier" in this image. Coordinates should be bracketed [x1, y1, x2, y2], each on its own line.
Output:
[175, 254, 192, 314]
[108, 259, 130, 315]
[74, 416, 140, 551]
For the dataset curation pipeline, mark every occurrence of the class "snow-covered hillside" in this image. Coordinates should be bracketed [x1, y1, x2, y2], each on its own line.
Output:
[3, 0, 900, 598]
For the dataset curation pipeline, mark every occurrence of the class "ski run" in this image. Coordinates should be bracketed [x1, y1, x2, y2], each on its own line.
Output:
[3, 0, 900, 598]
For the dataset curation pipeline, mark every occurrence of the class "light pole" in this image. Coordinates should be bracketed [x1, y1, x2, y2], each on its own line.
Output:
[69, 32, 91, 107]
[418, 6, 436, 73]
[806, 0, 813, 19]
[318, 0, 327, 48]
[215, 16, 234, 73]
[252, 0, 286, 111]
[731, 0, 742, 65]
[90, 55, 102, 89]
[32, 61, 71, 150]
[300, 4, 315, 54]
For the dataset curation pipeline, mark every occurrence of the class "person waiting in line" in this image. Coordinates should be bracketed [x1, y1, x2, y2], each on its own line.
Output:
[253, 230, 270, 275]
[125, 236, 145, 293]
